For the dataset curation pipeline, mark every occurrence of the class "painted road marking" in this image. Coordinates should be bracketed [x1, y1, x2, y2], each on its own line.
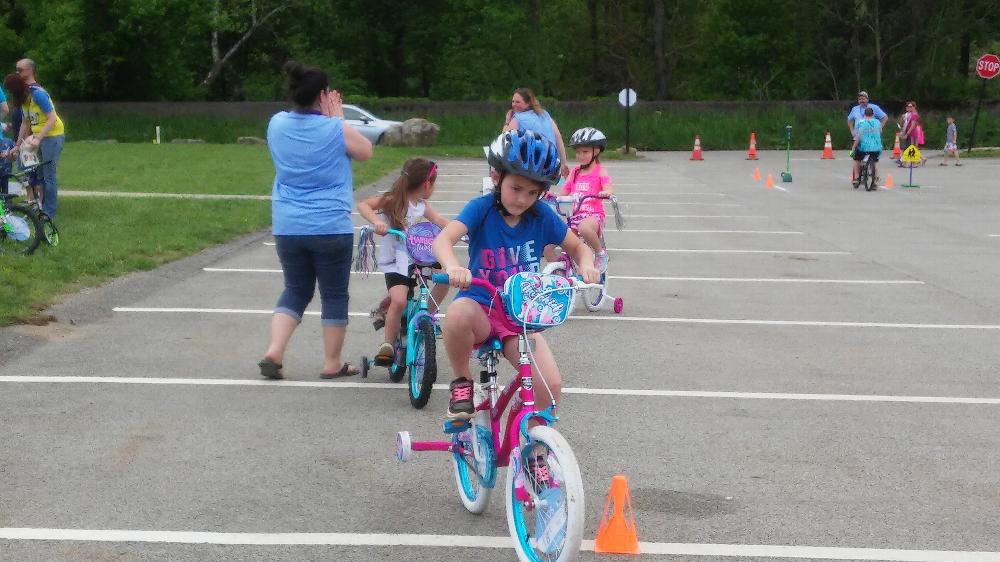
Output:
[112, 307, 1000, 330]
[205, 268, 919, 286]
[2, 377, 999, 405]
[609, 249, 848, 255]
[0, 530, 997, 561]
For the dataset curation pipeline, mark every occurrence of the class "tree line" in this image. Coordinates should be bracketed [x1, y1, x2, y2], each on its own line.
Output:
[2, 0, 998, 104]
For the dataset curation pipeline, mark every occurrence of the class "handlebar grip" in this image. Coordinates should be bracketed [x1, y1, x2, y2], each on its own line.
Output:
[431, 273, 450, 284]
[387, 228, 406, 239]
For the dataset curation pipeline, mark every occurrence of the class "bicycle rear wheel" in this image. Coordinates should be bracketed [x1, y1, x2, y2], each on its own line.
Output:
[452, 410, 496, 514]
[865, 160, 878, 191]
[408, 317, 437, 409]
[0, 204, 43, 255]
[505, 425, 584, 562]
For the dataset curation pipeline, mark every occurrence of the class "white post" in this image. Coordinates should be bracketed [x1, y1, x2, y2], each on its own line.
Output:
[155, 126, 161, 144]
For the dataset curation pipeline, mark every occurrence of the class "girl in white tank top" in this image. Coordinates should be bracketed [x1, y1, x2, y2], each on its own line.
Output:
[357, 158, 451, 363]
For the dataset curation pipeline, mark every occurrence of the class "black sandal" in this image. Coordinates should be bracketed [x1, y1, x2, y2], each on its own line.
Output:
[320, 363, 359, 379]
[258, 358, 283, 380]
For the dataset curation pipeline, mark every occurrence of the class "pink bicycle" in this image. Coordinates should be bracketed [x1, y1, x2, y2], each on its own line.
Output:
[396, 272, 619, 562]
[543, 193, 624, 313]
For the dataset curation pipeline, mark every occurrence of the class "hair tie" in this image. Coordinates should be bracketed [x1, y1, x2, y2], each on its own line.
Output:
[400, 170, 409, 177]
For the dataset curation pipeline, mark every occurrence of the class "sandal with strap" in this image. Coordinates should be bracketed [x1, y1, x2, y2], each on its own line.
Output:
[320, 362, 360, 379]
[258, 358, 283, 380]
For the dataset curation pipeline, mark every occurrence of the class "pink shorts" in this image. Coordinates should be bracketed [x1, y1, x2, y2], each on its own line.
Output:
[478, 302, 521, 344]
[569, 212, 605, 234]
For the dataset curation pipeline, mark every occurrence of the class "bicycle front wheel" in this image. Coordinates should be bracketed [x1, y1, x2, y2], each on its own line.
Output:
[408, 317, 437, 409]
[0, 205, 43, 255]
[452, 410, 496, 514]
[865, 161, 878, 191]
[505, 425, 584, 562]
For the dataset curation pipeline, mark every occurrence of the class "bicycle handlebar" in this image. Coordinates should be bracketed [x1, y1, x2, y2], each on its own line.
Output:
[431, 273, 602, 293]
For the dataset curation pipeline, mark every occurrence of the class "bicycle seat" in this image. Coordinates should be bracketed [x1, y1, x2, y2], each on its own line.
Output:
[475, 337, 503, 358]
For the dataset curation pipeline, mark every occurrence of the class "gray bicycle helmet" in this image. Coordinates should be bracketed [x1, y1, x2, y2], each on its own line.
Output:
[569, 127, 607, 150]
[486, 129, 561, 187]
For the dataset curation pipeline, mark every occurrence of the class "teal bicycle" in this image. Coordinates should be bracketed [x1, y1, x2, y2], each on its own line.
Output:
[1, 164, 60, 249]
[355, 222, 445, 409]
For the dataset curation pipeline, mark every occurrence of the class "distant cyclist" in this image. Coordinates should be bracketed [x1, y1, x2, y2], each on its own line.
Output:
[846, 91, 888, 138]
[850, 107, 883, 186]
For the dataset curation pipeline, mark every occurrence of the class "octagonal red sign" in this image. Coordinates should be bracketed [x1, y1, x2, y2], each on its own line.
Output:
[977, 54, 1000, 80]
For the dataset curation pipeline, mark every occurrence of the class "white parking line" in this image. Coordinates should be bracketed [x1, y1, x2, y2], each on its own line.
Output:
[610, 276, 922, 284]
[610, 249, 848, 255]
[0, 530, 997, 560]
[623, 215, 767, 218]
[3, 377, 999, 405]
[112, 307, 1000, 330]
[431, 190, 728, 197]
[205, 269, 918, 285]
[608, 229, 802, 234]
[989, 234, 1000, 237]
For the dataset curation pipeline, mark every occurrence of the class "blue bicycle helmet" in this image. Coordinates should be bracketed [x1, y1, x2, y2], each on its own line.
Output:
[487, 129, 561, 187]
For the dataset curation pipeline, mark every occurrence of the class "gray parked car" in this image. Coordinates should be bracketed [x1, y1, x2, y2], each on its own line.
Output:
[343, 104, 400, 145]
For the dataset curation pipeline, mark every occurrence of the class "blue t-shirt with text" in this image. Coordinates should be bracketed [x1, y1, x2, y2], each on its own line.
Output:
[455, 194, 568, 306]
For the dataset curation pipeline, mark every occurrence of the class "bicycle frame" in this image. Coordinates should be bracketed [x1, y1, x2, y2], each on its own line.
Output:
[383, 227, 441, 369]
[405, 277, 559, 477]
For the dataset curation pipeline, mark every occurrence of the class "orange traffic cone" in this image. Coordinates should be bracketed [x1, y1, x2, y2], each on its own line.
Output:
[765, 174, 774, 189]
[753, 167, 761, 181]
[891, 132, 902, 160]
[821, 131, 835, 159]
[746, 132, 758, 160]
[594, 475, 640, 554]
[690, 135, 704, 161]
[885, 174, 894, 188]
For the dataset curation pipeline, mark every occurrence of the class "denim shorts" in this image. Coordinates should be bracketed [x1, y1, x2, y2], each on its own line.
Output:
[274, 234, 353, 326]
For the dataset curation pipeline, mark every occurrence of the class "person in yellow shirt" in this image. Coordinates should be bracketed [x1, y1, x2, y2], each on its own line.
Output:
[15, 58, 65, 218]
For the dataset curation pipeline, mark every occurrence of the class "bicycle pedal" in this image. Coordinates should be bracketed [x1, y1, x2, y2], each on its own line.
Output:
[443, 419, 471, 434]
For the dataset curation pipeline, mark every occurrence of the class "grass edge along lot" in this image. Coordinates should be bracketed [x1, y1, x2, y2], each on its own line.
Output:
[0, 143, 480, 326]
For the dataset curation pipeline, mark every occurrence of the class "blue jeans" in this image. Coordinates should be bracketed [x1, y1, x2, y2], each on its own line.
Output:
[274, 234, 353, 326]
[38, 135, 65, 218]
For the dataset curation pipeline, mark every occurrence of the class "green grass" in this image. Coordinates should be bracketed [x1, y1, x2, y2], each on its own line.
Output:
[60, 143, 487, 195]
[964, 149, 1000, 158]
[1, 143, 488, 326]
[68, 107, 1000, 151]
[0, 197, 271, 325]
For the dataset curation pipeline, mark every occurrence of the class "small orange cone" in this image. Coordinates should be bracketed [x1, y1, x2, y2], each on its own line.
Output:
[690, 135, 704, 161]
[891, 132, 902, 160]
[753, 167, 761, 181]
[594, 475, 640, 554]
[765, 174, 774, 189]
[821, 131, 835, 159]
[885, 174, 894, 188]
[746, 132, 758, 160]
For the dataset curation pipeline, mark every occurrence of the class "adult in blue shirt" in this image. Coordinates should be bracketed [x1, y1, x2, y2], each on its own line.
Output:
[846, 91, 888, 138]
[503, 87, 570, 178]
[258, 61, 373, 381]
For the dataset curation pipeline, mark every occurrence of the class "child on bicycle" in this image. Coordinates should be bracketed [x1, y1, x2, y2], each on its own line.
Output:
[851, 107, 883, 186]
[561, 127, 613, 269]
[357, 157, 450, 364]
[432, 129, 600, 420]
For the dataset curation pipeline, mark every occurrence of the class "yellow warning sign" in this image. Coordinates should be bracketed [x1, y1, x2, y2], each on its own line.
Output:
[901, 144, 922, 163]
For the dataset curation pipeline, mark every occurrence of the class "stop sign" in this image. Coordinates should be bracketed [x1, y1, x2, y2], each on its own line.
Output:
[977, 54, 1000, 80]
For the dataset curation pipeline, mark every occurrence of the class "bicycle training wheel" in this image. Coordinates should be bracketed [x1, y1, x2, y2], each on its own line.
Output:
[505, 425, 585, 562]
[408, 317, 437, 409]
[41, 215, 60, 246]
[0, 204, 43, 255]
[583, 271, 607, 312]
[452, 410, 496, 514]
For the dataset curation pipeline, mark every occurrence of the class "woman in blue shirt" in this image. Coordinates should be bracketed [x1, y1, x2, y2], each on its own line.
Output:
[258, 61, 373, 380]
[503, 87, 570, 178]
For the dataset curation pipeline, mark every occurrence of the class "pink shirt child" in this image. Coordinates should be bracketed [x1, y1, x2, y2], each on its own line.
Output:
[562, 161, 611, 217]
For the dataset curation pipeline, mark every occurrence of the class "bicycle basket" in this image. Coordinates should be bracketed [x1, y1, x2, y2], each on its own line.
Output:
[405, 220, 441, 266]
[502, 272, 574, 331]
